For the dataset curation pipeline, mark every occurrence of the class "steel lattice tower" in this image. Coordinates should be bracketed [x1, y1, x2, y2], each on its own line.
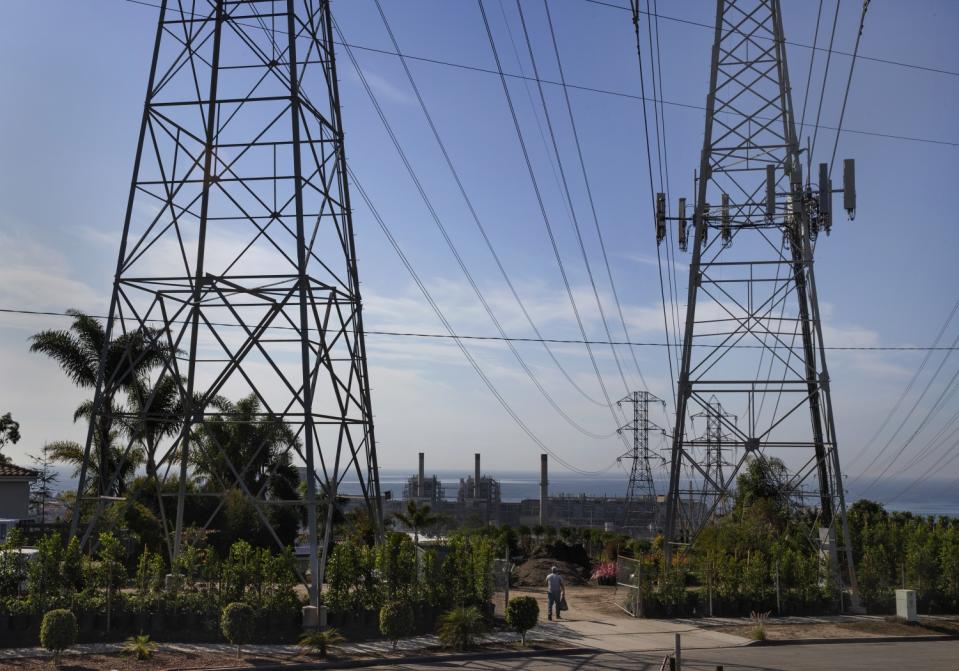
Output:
[688, 398, 736, 531]
[617, 391, 664, 535]
[72, 0, 380, 609]
[659, 0, 860, 603]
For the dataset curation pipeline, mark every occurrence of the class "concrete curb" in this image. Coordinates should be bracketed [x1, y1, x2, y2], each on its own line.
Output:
[174, 646, 599, 671]
[748, 634, 959, 647]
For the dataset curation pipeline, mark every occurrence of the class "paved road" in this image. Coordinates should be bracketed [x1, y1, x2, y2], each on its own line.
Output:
[505, 586, 747, 652]
[355, 639, 959, 670]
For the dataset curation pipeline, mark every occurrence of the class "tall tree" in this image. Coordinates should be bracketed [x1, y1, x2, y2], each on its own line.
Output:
[30, 310, 166, 494]
[45, 434, 143, 498]
[192, 394, 299, 496]
[29, 448, 59, 524]
[0, 412, 20, 464]
[394, 499, 438, 545]
[125, 374, 184, 480]
[192, 394, 301, 546]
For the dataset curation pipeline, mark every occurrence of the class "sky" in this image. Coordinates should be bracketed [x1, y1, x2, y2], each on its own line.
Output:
[0, 0, 957, 503]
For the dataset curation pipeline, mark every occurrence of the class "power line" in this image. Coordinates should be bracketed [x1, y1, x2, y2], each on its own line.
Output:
[893, 384, 959, 476]
[6, 307, 950, 351]
[828, 0, 871, 177]
[883, 417, 959, 505]
[797, 0, 824, 142]
[346, 169, 617, 476]
[647, 0, 683, 392]
[369, 0, 605, 409]
[540, 0, 651, 394]
[476, 0, 631, 441]
[583, 0, 959, 79]
[859, 362, 959, 499]
[846, 297, 959, 469]
[333, 11, 618, 439]
[117, 1, 959, 149]
[628, 0, 676, 413]
[809, 0, 842, 160]
[853, 328, 959, 493]
[514, 0, 633, 397]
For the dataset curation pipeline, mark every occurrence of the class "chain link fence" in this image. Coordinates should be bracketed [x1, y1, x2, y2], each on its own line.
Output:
[615, 555, 644, 617]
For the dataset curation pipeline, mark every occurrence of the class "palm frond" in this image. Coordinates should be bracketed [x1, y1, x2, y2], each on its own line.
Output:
[44, 440, 88, 479]
[29, 330, 98, 387]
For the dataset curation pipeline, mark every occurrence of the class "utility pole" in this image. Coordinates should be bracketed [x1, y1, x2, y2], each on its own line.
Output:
[71, 0, 381, 614]
[648, 0, 861, 609]
[617, 391, 665, 534]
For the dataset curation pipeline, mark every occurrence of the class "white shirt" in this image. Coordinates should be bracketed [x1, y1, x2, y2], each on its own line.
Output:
[546, 573, 564, 594]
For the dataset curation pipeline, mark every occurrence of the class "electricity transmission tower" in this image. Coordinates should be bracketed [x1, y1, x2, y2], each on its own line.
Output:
[617, 391, 664, 535]
[687, 398, 736, 531]
[72, 0, 380, 609]
[657, 0, 861, 604]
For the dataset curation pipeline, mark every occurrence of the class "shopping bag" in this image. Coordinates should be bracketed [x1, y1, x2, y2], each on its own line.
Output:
[558, 596, 569, 612]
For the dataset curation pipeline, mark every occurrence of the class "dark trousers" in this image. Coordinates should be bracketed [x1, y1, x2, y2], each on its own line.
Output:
[547, 590, 562, 618]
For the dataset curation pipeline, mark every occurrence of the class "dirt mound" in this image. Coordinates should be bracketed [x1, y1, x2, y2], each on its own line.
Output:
[512, 557, 590, 588]
[530, 541, 590, 568]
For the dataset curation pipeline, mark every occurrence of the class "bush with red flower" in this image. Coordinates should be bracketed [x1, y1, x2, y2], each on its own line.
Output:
[591, 561, 617, 586]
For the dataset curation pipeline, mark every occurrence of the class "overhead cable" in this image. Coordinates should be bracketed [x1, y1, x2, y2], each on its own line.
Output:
[120, 0, 959, 149]
[333, 14, 618, 439]
[476, 0, 631, 439]
[2, 308, 953, 352]
[628, 0, 677, 411]
[540, 0, 652, 394]
[369, 0, 608, 409]
[347, 169, 617, 476]
[846, 297, 959, 469]
[828, 0, 871, 177]
[514, 0, 634, 396]
[583, 0, 959, 79]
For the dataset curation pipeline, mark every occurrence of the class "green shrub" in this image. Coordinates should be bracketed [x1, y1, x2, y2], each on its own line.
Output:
[379, 600, 414, 649]
[749, 610, 770, 641]
[436, 606, 485, 651]
[505, 596, 539, 645]
[121, 633, 158, 660]
[40, 608, 77, 666]
[298, 628, 345, 658]
[221, 601, 255, 659]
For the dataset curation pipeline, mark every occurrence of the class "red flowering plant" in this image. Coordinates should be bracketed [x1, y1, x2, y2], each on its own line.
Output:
[591, 562, 617, 586]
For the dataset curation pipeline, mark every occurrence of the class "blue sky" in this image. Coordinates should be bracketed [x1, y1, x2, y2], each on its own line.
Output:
[0, 1, 957, 497]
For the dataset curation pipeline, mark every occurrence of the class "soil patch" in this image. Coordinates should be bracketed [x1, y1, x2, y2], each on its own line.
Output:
[713, 617, 959, 641]
[4, 639, 574, 670]
[513, 558, 590, 589]
[1, 650, 292, 671]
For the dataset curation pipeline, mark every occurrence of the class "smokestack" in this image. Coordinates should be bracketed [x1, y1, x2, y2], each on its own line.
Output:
[540, 454, 548, 526]
[418, 452, 425, 499]
[474, 453, 481, 498]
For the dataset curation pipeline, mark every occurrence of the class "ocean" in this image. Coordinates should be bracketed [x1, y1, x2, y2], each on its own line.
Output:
[45, 466, 959, 518]
[341, 468, 959, 518]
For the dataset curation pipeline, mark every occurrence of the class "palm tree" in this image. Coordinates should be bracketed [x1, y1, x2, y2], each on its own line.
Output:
[191, 394, 302, 547]
[125, 374, 184, 480]
[46, 433, 144, 497]
[394, 499, 438, 544]
[30, 310, 167, 494]
[191, 394, 300, 495]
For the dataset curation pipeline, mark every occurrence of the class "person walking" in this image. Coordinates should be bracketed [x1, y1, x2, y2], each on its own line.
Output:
[545, 566, 565, 621]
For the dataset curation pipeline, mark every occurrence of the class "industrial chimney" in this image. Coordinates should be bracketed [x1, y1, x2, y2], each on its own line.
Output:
[540, 453, 548, 526]
[418, 452, 425, 499]
[474, 453, 481, 499]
